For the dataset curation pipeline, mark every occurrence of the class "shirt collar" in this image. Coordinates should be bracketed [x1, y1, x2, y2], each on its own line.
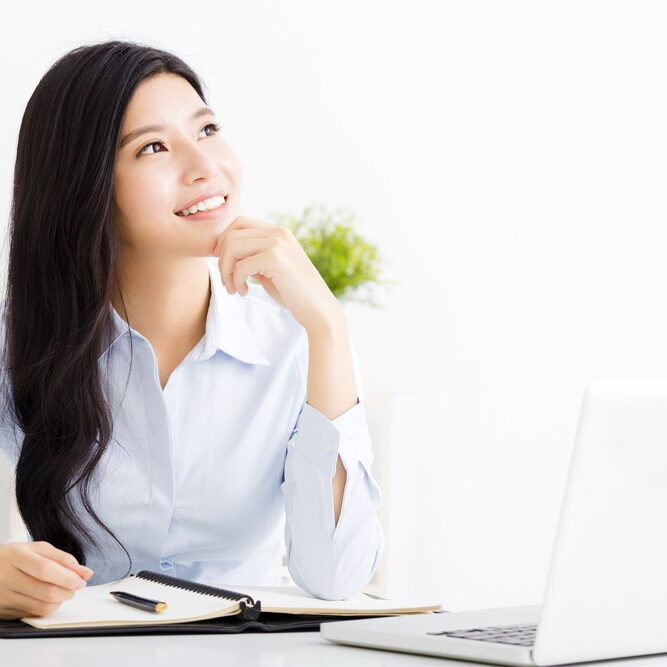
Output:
[98, 257, 271, 366]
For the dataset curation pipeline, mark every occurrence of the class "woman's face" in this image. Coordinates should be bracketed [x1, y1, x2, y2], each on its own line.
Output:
[113, 72, 241, 258]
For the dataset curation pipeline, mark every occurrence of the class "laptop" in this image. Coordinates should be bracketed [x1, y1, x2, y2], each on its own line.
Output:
[321, 379, 667, 665]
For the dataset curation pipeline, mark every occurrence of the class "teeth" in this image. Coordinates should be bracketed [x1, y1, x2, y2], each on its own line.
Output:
[176, 195, 226, 216]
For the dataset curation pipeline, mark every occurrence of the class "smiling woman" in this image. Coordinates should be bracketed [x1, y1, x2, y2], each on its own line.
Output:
[112, 71, 240, 261]
[0, 39, 384, 620]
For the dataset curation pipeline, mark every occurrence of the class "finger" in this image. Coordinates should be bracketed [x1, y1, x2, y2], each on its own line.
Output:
[220, 238, 276, 294]
[7, 589, 61, 618]
[233, 252, 279, 295]
[220, 237, 276, 292]
[14, 547, 88, 591]
[0, 608, 29, 620]
[216, 217, 280, 248]
[30, 542, 93, 579]
[214, 227, 274, 257]
[224, 215, 279, 233]
[9, 566, 79, 604]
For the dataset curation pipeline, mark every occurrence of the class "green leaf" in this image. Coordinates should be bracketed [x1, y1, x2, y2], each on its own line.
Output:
[266, 202, 393, 305]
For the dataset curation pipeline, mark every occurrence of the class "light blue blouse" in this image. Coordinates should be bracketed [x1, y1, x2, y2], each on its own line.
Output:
[0, 257, 384, 600]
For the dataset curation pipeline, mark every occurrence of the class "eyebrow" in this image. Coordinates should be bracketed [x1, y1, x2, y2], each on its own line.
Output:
[118, 106, 216, 150]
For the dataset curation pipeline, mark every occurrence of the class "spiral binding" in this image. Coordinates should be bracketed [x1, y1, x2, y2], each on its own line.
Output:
[133, 570, 262, 620]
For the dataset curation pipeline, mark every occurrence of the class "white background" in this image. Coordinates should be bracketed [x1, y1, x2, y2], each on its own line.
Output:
[1, 0, 666, 610]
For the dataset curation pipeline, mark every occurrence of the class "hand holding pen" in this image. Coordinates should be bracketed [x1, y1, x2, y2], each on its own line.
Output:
[0, 541, 94, 620]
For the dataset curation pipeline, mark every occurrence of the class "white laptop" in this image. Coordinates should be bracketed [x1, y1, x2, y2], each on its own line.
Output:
[321, 379, 667, 665]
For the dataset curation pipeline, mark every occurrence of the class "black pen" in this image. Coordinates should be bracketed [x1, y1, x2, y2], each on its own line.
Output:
[109, 590, 168, 613]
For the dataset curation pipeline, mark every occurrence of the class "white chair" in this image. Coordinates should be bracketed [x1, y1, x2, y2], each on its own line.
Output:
[362, 390, 417, 598]
[0, 451, 27, 544]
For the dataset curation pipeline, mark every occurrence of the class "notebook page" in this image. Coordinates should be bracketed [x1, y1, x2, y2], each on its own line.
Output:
[213, 582, 442, 614]
[22, 574, 241, 629]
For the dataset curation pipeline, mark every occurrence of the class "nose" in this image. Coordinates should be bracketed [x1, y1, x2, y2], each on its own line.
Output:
[180, 140, 221, 184]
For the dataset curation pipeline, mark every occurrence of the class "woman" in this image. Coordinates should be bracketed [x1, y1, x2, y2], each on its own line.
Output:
[0, 40, 383, 620]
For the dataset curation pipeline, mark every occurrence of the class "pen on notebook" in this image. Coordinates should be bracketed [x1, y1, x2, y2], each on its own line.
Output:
[109, 591, 168, 613]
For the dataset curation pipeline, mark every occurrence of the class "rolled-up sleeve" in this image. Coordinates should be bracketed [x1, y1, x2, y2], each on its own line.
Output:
[280, 333, 385, 600]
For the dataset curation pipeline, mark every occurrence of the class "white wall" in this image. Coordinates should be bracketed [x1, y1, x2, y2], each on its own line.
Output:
[2, 0, 667, 610]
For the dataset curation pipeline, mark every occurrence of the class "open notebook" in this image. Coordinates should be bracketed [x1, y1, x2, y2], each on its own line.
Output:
[20, 570, 443, 630]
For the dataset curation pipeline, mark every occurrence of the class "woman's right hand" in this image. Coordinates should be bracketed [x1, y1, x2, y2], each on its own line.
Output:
[0, 541, 94, 620]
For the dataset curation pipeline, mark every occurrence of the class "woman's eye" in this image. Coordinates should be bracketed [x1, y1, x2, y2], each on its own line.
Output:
[137, 139, 166, 156]
[136, 123, 221, 157]
[202, 122, 221, 137]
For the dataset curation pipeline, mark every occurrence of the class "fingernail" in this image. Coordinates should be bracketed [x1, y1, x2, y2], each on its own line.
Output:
[75, 578, 87, 589]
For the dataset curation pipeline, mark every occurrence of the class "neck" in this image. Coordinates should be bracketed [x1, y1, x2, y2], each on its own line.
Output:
[111, 252, 211, 349]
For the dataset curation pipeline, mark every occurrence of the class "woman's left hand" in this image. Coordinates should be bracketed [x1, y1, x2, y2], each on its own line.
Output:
[213, 216, 342, 333]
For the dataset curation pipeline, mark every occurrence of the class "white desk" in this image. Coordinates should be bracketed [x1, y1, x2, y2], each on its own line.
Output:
[1, 631, 451, 666]
[5, 631, 667, 667]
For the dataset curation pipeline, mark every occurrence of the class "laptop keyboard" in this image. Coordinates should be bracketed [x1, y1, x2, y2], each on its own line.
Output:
[427, 623, 537, 647]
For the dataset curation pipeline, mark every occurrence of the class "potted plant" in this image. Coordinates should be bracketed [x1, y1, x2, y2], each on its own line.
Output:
[265, 202, 394, 308]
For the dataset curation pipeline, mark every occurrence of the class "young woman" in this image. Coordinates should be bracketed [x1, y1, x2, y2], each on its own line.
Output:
[0, 40, 383, 620]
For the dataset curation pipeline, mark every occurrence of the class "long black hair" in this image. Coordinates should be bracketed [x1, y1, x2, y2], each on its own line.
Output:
[2, 40, 207, 568]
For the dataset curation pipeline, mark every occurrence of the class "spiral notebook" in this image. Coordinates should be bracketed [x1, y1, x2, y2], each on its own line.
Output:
[0, 570, 443, 638]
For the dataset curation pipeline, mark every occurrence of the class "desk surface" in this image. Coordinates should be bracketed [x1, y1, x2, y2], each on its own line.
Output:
[2, 631, 449, 666]
[5, 631, 667, 667]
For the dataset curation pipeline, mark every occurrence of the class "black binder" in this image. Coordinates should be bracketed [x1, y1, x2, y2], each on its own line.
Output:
[0, 569, 392, 638]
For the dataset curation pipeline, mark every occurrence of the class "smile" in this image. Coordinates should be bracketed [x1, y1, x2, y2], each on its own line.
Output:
[175, 194, 226, 216]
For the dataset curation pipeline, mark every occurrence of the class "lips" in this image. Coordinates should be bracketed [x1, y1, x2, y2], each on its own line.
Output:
[176, 197, 228, 218]
[174, 190, 228, 214]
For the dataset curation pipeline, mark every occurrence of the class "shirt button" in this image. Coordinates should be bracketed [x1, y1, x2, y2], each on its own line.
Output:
[326, 439, 334, 452]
